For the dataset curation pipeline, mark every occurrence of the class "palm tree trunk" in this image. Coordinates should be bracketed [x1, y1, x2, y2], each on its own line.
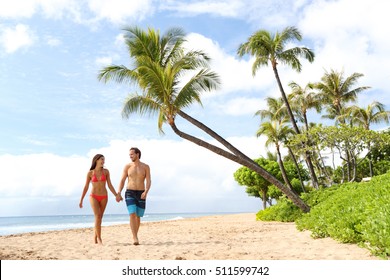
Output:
[261, 189, 267, 210]
[276, 146, 294, 190]
[169, 121, 310, 213]
[346, 149, 351, 181]
[305, 154, 319, 189]
[178, 110, 254, 163]
[369, 159, 373, 177]
[272, 67, 319, 189]
[272, 67, 300, 134]
[315, 147, 333, 186]
[367, 142, 373, 177]
[287, 146, 306, 192]
[351, 154, 357, 182]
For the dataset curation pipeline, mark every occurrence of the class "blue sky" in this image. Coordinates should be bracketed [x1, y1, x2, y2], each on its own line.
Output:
[1, 0, 389, 217]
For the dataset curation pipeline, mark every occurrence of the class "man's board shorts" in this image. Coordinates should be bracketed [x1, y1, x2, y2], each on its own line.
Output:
[125, 189, 146, 217]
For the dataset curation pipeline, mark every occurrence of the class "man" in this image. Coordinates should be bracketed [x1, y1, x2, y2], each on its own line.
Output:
[117, 147, 151, 245]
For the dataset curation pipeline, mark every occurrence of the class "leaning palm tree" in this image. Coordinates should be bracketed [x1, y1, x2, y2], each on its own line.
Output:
[98, 26, 310, 212]
[237, 26, 318, 189]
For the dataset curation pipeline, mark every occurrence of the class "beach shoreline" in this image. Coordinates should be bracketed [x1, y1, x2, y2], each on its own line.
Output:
[0, 213, 378, 260]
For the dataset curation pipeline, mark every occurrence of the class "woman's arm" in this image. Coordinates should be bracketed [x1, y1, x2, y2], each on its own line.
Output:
[79, 171, 91, 208]
[105, 169, 118, 197]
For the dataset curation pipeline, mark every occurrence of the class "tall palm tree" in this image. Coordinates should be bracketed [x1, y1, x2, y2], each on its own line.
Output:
[255, 96, 287, 121]
[288, 81, 322, 131]
[256, 120, 295, 191]
[256, 97, 306, 192]
[288, 82, 327, 186]
[237, 26, 318, 189]
[237, 26, 314, 134]
[98, 26, 310, 212]
[350, 101, 390, 130]
[350, 101, 390, 176]
[315, 69, 370, 124]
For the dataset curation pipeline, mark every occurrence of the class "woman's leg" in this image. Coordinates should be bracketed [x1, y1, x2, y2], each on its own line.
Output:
[89, 196, 107, 244]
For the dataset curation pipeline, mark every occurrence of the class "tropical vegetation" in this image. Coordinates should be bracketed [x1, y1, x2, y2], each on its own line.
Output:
[257, 173, 390, 258]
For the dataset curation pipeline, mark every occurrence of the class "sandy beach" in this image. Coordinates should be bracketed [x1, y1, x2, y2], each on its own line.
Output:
[0, 213, 378, 260]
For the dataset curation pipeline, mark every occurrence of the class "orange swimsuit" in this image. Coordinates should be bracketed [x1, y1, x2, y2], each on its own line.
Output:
[90, 170, 108, 202]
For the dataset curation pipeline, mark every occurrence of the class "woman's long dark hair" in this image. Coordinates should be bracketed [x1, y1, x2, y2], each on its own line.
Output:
[90, 154, 104, 170]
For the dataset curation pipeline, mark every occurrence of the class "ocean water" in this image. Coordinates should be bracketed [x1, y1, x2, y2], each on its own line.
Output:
[0, 213, 229, 236]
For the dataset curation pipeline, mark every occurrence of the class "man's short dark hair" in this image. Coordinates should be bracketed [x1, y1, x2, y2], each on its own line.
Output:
[130, 147, 141, 159]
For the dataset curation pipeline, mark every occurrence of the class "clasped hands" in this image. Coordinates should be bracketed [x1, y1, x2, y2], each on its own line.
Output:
[115, 193, 123, 202]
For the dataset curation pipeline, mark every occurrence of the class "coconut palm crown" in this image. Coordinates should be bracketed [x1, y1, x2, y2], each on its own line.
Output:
[98, 26, 220, 133]
[237, 26, 315, 75]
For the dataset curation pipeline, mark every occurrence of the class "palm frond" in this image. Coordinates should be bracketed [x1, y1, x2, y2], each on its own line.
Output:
[175, 69, 220, 109]
[121, 95, 161, 119]
[98, 65, 137, 84]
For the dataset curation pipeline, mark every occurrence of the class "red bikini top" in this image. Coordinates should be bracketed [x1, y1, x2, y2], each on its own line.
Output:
[91, 170, 106, 182]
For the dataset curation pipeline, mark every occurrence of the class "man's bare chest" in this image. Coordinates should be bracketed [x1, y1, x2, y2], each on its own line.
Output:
[128, 166, 145, 178]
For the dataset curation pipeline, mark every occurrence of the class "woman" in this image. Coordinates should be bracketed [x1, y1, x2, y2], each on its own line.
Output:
[79, 154, 118, 245]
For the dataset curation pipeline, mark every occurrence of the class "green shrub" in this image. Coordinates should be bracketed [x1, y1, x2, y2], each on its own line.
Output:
[256, 196, 302, 222]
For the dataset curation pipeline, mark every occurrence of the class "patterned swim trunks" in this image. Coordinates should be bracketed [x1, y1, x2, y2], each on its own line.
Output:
[125, 189, 146, 217]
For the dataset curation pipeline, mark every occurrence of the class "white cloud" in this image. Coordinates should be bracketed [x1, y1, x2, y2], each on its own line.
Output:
[0, 0, 37, 18]
[162, 0, 244, 17]
[87, 0, 155, 24]
[0, 0, 80, 20]
[214, 97, 265, 116]
[115, 33, 125, 46]
[0, 153, 88, 197]
[95, 56, 113, 66]
[160, 0, 309, 29]
[38, 0, 81, 19]
[0, 24, 35, 53]
[46, 36, 61, 47]
[0, 0, 153, 25]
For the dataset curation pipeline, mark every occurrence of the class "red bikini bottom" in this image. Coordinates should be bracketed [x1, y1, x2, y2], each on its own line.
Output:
[90, 193, 108, 202]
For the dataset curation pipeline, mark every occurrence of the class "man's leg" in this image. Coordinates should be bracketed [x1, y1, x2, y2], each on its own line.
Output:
[130, 213, 139, 245]
[136, 216, 141, 232]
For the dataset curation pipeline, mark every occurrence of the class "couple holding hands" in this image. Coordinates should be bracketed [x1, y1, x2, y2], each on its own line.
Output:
[79, 147, 151, 246]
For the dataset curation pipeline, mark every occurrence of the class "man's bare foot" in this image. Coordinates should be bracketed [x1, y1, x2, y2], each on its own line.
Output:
[94, 235, 98, 244]
[133, 237, 139, 245]
[97, 238, 103, 245]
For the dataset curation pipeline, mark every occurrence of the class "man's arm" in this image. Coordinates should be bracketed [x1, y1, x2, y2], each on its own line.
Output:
[117, 164, 129, 200]
[142, 164, 151, 199]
